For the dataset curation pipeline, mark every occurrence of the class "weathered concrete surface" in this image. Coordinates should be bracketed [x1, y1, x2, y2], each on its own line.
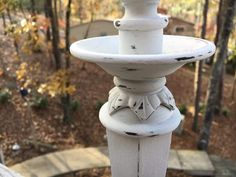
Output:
[10, 147, 110, 177]
[210, 155, 236, 177]
[177, 150, 215, 176]
[10, 147, 216, 177]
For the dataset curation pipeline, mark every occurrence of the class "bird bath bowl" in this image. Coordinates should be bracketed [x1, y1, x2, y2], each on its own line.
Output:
[70, 34, 215, 137]
[70, 35, 215, 80]
[70, 0, 215, 176]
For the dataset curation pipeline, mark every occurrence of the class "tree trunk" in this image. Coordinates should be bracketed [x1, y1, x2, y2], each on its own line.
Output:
[207, 0, 223, 65]
[214, 65, 224, 114]
[80, 1, 95, 70]
[65, 0, 72, 69]
[6, 8, 19, 56]
[47, 0, 61, 70]
[78, 0, 83, 24]
[213, 0, 229, 115]
[231, 70, 236, 100]
[59, 0, 63, 19]
[62, 0, 72, 123]
[19, 0, 27, 18]
[214, 0, 227, 115]
[30, 0, 36, 19]
[83, 1, 94, 39]
[44, 0, 51, 41]
[1, 13, 7, 35]
[30, 0, 40, 52]
[192, 0, 209, 132]
[198, 0, 236, 150]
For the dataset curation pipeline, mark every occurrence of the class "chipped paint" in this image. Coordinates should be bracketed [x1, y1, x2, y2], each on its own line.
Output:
[118, 85, 131, 89]
[126, 68, 138, 71]
[139, 103, 143, 110]
[122, 67, 139, 71]
[160, 103, 175, 111]
[131, 45, 136, 49]
[125, 132, 138, 136]
[148, 134, 158, 137]
[175, 56, 195, 61]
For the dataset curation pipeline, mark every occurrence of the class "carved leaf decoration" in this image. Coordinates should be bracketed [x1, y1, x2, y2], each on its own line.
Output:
[108, 86, 175, 120]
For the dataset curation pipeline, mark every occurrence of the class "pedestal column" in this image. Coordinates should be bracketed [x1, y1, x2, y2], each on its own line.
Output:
[98, 1, 181, 177]
[70, 0, 216, 175]
[99, 77, 181, 177]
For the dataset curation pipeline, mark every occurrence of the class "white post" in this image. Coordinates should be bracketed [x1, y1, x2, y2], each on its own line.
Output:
[70, 0, 216, 176]
[100, 77, 181, 177]
[99, 1, 180, 177]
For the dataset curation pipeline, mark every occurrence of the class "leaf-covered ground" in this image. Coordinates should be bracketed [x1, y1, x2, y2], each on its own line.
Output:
[0, 32, 235, 177]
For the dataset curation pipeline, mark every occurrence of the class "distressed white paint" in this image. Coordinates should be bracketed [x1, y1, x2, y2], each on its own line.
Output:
[70, 0, 216, 176]
[107, 130, 172, 177]
[115, 0, 167, 54]
[70, 35, 215, 80]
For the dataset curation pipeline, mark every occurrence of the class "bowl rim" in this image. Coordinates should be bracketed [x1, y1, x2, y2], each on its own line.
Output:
[70, 35, 216, 64]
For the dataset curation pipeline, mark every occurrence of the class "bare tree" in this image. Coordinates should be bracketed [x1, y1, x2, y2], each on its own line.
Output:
[207, 0, 223, 66]
[198, 0, 236, 150]
[207, 0, 225, 115]
[192, 0, 209, 132]
[232, 71, 236, 100]
[30, 0, 36, 19]
[44, 0, 51, 41]
[19, 0, 27, 18]
[6, 8, 19, 56]
[65, 0, 72, 69]
[1, 12, 6, 35]
[47, 0, 61, 70]
[62, 0, 72, 123]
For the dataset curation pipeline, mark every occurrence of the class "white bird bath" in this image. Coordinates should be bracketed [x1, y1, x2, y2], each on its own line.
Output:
[70, 0, 215, 177]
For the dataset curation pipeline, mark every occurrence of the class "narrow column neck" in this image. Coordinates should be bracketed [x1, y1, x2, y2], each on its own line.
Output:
[114, 77, 166, 94]
[114, 0, 168, 54]
[123, 0, 160, 18]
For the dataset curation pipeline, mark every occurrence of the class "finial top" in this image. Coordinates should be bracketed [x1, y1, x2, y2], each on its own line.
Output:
[114, 0, 167, 54]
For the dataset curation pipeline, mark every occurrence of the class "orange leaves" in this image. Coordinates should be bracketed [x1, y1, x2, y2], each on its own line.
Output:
[15, 62, 41, 89]
[5, 16, 46, 55]
[16, 62, 28, 82]
[16, 63, 76, 97]
[38, 69, 76, 97]
[0, 0, 9, 13]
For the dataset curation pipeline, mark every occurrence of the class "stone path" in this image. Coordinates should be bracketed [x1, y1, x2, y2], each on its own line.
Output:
[210, 155, 236, 177]
[9, 147, 217, 177]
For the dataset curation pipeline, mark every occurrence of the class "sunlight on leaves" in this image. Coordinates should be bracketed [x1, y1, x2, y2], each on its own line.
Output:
[38, 70, 76, 97]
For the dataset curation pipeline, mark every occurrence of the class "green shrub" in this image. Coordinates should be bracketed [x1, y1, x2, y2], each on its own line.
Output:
[31, 96, 48, 109]
[199, 102, 206, 114]
[226, 47, 236, 75]
[222, 107, 231, 117]
[70, 100, 80, 112]
[0, 89, 11, 104]
[178, 104, 188, 115]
